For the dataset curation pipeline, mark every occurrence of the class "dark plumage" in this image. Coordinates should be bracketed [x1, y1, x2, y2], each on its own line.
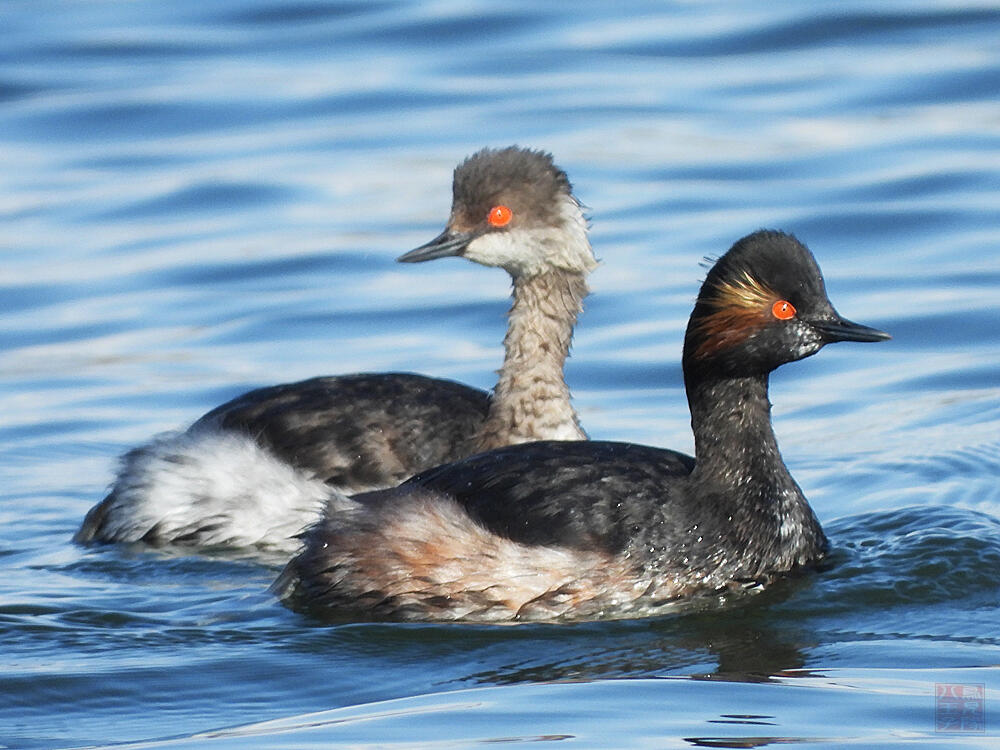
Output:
[194, 373, 489, 494]
[404, 440, 696, 552]
[278, 230, 890, 622]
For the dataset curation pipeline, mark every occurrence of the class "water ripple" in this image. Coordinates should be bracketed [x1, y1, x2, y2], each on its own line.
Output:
[1, 1, 999, 747]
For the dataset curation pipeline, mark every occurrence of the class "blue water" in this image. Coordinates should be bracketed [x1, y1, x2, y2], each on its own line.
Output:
[2, 1, 999, 747]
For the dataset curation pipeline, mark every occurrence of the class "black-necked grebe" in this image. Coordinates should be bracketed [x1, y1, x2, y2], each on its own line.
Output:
[75, 147, 596, 553]
[277, 230, 890, 622]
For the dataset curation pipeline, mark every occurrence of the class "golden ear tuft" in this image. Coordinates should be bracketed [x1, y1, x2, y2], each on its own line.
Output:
[711, 270, 775, 311]
[691, 271, 781, 360]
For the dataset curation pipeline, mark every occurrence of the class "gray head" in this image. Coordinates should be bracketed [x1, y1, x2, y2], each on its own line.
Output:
[398, 146, 597, 278]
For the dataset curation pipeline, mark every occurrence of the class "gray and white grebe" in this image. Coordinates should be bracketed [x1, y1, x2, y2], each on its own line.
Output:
[277, 230, 890, 622]
[76, 147, 596, 553]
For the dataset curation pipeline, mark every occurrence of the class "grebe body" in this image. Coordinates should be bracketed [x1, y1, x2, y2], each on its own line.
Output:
[76, 146, 595, 552]
[278, 230, 890, 621]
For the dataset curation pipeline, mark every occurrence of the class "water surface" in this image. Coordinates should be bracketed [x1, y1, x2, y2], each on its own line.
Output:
[1, 1, 999, 747]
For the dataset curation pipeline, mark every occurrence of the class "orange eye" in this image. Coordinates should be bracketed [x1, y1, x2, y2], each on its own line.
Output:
[772, 300, 796, 320]
[487, 205, 513, 227]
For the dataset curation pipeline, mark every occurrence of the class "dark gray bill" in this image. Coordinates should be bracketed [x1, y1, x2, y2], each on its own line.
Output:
[397, 229, 474, 263]
[811, 315, 891, 343]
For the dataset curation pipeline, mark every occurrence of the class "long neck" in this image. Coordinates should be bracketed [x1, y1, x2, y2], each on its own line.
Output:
[685, 369, 826, 564]
[475, 269, 588, 451]
[686, 375, 781, 483]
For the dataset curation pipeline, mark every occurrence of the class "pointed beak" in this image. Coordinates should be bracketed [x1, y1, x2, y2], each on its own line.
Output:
[396, 228, 475, 263]
[810, 315, 891, 344]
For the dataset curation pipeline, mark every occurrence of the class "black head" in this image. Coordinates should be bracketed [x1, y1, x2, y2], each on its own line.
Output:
[683, 230, 890, 377]
[397, 146, 595, 277]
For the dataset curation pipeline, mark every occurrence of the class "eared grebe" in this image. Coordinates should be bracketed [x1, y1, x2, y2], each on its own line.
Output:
[75, 146, 596, 553]
[277, 230, 890, 622]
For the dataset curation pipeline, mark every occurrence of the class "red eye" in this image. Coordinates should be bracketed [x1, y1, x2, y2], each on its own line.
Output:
[772, 300, 796, 320]
[488, 205, 513, 227]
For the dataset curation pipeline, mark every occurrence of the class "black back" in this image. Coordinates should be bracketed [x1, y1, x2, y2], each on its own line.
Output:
[403, 440, 696, 553]
[196, 373, 490, 492]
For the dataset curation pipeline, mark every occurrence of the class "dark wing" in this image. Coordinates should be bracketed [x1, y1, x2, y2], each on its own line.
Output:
[405, 440, 696, 554]
[194, 373, 490, 491]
